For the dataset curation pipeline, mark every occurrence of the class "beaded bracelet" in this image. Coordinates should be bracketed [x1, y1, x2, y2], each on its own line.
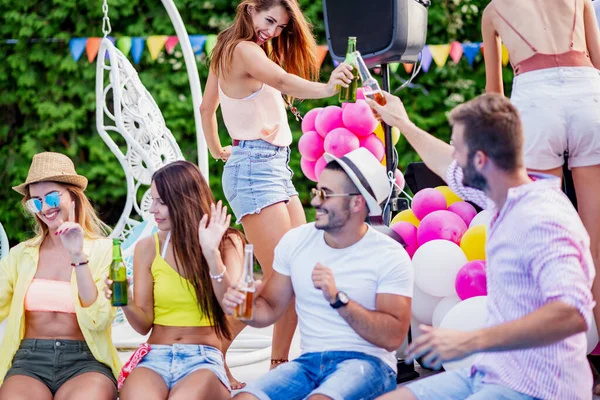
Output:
[71, 260, 90, 267]
[210, 266, 227, 283]
[270, 358, 288, 366]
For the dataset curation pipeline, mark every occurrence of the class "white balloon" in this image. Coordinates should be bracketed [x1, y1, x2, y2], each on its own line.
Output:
[587, 317, 599, 354]
[469, 209, 494, 229]
[432, 295, 461, 328]
[412, 240, 468, 297]
[439, 296, 488, 371]
[412, 285, 443, 325]
[396, 317, 423, 359]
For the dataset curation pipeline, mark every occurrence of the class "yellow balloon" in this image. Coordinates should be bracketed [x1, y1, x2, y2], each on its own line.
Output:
[435, 185, 462, 207]
[374, 124, 400, 146]
[460, 225, 487, 261]
[391, 209, 420, 228]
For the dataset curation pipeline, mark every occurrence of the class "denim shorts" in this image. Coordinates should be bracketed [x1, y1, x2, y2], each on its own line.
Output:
[135, 344, 230, 391]
[239, 351, 397, 400]
[405, 367, 538, 400]
[222, 140, 298, 224]
[511, 66, 600, 170]
[4, 339, 116, 395]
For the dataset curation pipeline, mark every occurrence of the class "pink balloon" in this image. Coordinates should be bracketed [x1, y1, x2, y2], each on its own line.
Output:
[455, 260, 487, 300]
[298, 130, 325, 161]
[342, 100, 378, 137]
[417, 210, 468, 246]
[448, 201, 478, 227]
[391, 221, 418, 258]
[356, 87, 365, 100]
[301, 107, 323, 134]
[412, 188, 448, 220]
[315, 106, 344, 138]
[300, 157, 318, 182]
[314, 155, 329, 181]
[323, 127, 359, 158]
[394, 169, 405, 190]
[359, 134, 384, 162]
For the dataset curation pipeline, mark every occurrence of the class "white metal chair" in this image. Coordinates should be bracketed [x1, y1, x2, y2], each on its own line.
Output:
[0, 222, 8, 260]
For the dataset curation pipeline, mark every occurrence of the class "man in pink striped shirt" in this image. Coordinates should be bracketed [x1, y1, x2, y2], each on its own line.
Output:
[367, 93, 595, 400]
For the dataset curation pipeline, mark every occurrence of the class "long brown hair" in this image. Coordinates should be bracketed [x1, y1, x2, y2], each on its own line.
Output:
[24, 183, 110, 246]
[211, 0, 319, 83]
[152, 161, 245, 340]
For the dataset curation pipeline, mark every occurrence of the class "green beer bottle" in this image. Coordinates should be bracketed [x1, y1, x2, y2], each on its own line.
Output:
[110, 238, 128, 307]
[339, 36, 359, 103]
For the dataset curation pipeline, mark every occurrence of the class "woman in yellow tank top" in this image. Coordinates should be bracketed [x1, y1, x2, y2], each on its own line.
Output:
[105, 161, 245, 400]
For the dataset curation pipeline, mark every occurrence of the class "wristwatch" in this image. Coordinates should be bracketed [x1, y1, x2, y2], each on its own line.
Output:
[330, 291, 350, 309]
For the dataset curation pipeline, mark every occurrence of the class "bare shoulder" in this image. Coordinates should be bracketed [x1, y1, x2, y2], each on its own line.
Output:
[224, 232, 244, 255]
[235, 40, 264, 58]
[134, 235, 157, 265]
[481, 2, 496, 22]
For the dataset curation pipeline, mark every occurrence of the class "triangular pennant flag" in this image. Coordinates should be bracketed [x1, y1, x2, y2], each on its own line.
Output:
[333, 60, 340, 67]
[462, 42, 481, 67]
[316, 45, 329, 69]
[480, 44, 485, 57]
[189, 35, 207, 55]
[429, 44, 451, 67]
[403, 63, 414, 74]
[420, 46, 433, 72]
[165, 36, 179, 54]
[204, 34, 218, 57]
[131, 37, 146, 64]
[86, 37, 102, 63]
[501, 43, 510, 66]
[147, 36, 168, 60]
[116, 37, 132, 57]
[69, 38, 87, 62]
[449, 41, 463, 64]
[389, 63, 400, 73]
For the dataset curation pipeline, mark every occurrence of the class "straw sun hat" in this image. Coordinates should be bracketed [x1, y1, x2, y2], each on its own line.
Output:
[12, 152, 88, 196]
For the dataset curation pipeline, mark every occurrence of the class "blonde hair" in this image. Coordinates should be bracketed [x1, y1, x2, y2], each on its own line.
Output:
[23, 183, 110, 246]
[211, 0, 319, 84]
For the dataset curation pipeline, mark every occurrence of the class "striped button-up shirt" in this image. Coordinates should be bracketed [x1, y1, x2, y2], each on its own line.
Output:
[446, 161, 595, 400]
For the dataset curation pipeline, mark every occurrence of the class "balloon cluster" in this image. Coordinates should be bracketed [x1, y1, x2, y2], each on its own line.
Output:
[391, 186, 494, 370]
[298, 88, 403, 188]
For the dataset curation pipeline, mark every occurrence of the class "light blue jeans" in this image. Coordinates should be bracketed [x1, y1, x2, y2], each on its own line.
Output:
[405, 368, 538, 400]
[136, 344, 230, 391]
[222, 139, 297, 224]
[239, 351, 397, 400]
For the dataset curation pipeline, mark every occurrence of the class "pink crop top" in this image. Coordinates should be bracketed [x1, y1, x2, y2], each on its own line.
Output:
[493, 0, 592, 75]
[218, 82, 292, 147]
[24, 279, 76, 314]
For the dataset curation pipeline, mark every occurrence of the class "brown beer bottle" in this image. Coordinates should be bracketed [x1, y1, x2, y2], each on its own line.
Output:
[354, 51, 386, 119]
[234, 244, 255, 321]
[339, 37, 359, 103]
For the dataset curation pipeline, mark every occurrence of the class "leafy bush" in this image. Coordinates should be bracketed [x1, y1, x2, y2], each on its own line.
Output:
[0, 0, 511, 246]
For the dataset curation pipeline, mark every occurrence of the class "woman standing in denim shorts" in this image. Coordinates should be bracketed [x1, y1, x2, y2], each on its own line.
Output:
[200, 0, 353, 383]
[0, 152, 120, 399]
[106, 161, 245, 399]
[482, 0, 600, 348]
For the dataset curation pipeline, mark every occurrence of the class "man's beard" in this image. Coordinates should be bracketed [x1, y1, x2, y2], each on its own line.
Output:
[462, 157, 488, 191]
[315, 201, 352, 233]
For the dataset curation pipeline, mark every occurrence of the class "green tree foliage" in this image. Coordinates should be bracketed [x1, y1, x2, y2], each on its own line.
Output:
[0, 0, 512, 245]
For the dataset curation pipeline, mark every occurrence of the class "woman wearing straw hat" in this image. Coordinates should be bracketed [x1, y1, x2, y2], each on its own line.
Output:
[0, 152, 120, 400]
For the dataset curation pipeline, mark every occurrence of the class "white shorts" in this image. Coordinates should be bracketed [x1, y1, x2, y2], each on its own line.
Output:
[510, 66, 600, 170]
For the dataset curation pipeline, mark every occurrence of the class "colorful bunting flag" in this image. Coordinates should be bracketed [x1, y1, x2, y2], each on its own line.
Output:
[420, 46, 433, 73]
[204, 34, 218, 57]
[116, 37, 132, 57]
[429, 44, 451, 68]
[131, 37, 146, 64]
[69, 38, 87, 62]
[501, 44, 510, 67]
[389, 63, 400, 73]
[316, 45, 329, 69]
[449, 41, 463, 64]
[189, 35, 207, 55]
[86, 37, 101, 63]
[165, 36, 179, 54]
[462, 42, 481, 67]
[403, 63, 414, 74]
[147, 36, 168, 60]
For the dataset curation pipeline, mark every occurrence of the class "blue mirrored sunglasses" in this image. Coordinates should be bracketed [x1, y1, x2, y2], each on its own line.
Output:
[25, 191, 63, 213]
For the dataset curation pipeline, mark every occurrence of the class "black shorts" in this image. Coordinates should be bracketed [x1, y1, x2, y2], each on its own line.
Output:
[4, 339, 117, 395]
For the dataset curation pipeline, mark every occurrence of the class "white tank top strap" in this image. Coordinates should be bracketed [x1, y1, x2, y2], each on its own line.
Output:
[161, 231, 171, 259]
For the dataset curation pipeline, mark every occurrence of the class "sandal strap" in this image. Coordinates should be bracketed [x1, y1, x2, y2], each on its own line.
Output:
[270, 358, 289, 365]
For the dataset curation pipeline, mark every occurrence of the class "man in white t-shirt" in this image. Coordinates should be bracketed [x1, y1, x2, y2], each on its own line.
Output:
[222, 147, 414, 400]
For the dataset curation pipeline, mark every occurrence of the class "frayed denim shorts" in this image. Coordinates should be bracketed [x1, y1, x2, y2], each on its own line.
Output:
[135, 344, 230, 391]
[222, 140, 298, 224]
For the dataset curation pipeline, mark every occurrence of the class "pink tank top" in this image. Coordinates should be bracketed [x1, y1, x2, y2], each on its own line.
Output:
[494, 0, 592, 75]
[25, 279, 76, 314]
[218, 82, 293, 147]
